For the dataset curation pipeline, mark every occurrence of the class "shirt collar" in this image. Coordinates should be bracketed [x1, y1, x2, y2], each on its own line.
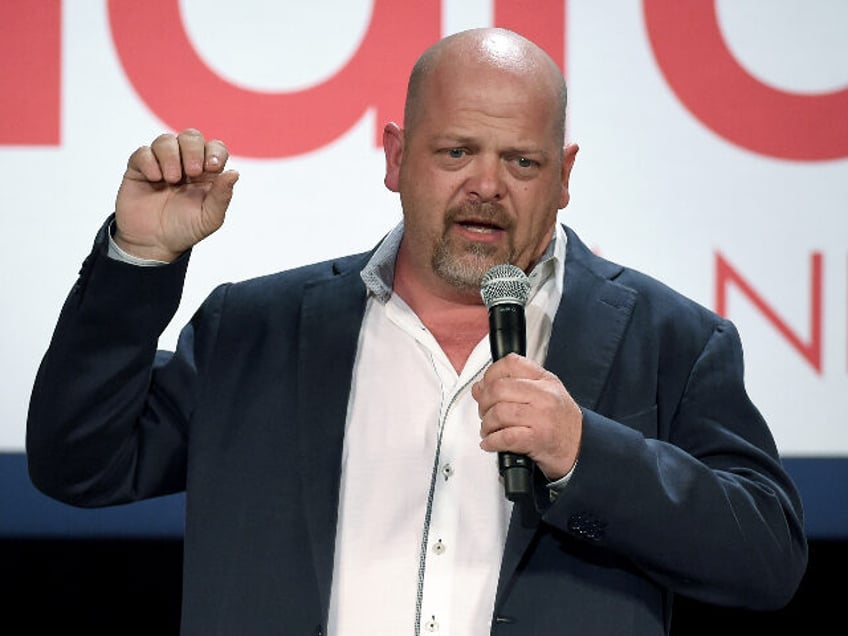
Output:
[360, 221, 566, 304]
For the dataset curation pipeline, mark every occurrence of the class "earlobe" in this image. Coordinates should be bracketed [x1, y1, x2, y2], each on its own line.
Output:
[383, 123, 404, 192]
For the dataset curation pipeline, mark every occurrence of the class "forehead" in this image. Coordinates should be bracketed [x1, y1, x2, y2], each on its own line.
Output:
[415, 64, 560, 144]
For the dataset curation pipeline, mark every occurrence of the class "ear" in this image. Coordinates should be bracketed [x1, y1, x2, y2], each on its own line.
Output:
[383, 122, 404, 193]
[558, 143, 579, 208]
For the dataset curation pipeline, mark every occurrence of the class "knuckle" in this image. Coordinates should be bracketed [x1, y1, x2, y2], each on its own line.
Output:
[152, 132, 176, 146]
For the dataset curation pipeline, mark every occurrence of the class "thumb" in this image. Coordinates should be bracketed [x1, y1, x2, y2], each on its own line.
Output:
[201, 169, 240, 231]
[207, 169, 239, 214]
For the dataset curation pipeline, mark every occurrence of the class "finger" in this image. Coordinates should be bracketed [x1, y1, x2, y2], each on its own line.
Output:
[177, 128, 207, 179]
[473, 354, 533, 411]
[479, 420, 533, 454]
[479, 399, 581, 480]
[149, 133, 183, 183]
[481, 355, 555, 400]
[125, 145, 164, 183]
[483, 353, 545, 383]
[479, 399, 531, 437]
[474, 377, 531, 420]
[479, 399, 537, 455]
[474, 366, 552, 419]
[204, 138, 229, 174]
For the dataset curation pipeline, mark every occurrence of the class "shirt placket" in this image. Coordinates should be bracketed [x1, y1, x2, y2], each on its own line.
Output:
[416, 345, 489, 636]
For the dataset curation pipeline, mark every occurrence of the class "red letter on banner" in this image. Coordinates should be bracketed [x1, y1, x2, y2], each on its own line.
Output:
[715, 252, 823, 373]
[495, 0, 566, 72]
[644, 0, 848, 161]
[109, 1, 567, 158]
[108, 0, 438, 158]
[0, 0, 61, 145]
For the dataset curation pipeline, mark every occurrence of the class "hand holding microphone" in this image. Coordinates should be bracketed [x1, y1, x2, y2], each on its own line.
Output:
[475, 264, 583, 504]
[479, 264, 534, 502]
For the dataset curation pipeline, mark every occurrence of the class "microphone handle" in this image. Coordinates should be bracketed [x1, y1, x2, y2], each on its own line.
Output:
[488, 304, 533, 503]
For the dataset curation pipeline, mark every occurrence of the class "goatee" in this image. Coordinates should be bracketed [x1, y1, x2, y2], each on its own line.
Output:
[431, 202, 513, 291]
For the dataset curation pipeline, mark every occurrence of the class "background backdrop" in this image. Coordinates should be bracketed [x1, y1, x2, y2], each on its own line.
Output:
[1, 1, 847, 632]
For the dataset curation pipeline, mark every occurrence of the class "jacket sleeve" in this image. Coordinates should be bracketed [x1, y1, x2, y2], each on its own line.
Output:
[541, 318, 808, 610]
[26, 217, 214, 507]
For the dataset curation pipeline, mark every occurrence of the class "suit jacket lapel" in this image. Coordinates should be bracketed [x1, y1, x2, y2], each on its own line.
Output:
[496, 225, 638, 603]
[295, 255, 370, 618]
[544, 227, 638, 411]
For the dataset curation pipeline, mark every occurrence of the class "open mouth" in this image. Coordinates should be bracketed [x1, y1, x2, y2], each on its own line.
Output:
[456, 219, 504, 234]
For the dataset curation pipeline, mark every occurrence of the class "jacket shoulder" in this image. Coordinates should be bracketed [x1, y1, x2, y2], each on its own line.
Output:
[563, 225, 721, 328]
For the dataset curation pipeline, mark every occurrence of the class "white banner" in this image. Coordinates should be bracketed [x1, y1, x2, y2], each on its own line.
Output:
[2, 0, 846, 457]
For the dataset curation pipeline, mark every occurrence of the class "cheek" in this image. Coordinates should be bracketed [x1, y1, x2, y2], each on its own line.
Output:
[511, 198, 559, 253]
[400, 193, 444, 244]
[402, 164, 450, 201]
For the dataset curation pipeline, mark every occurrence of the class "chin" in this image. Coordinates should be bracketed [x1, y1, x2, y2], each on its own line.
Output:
[432, 248, 503, 291]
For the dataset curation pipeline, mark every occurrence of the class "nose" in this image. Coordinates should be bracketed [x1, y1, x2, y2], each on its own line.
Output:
[466, 155, 505, 202]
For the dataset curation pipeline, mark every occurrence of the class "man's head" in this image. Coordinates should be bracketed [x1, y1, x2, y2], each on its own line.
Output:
[384, 27, 578, 303]
[403, 29, 568, 150]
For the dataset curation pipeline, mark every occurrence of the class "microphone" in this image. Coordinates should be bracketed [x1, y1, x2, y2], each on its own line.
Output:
[480, 263, 533, 503]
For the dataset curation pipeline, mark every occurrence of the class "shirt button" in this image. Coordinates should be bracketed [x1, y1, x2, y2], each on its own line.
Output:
[442, 463, 454, 481]
[424, 616, 440, 631]
[432, 539, 446, 555]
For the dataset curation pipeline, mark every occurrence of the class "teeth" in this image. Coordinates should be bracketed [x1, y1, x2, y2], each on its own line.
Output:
[466, 225, 494, 233]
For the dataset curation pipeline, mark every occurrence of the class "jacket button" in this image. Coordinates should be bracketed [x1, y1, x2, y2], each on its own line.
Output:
[567, 511, 606, 541]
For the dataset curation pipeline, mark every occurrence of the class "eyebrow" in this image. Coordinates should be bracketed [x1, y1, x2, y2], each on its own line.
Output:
[431, 134, 548, 156]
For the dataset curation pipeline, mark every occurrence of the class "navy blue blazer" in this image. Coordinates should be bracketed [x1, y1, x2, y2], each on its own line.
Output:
[27, 219, 807, 635]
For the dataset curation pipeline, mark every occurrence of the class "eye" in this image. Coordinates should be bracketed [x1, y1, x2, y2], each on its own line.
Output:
[516, 156, 538, 168]
[447, 148, 466, 159]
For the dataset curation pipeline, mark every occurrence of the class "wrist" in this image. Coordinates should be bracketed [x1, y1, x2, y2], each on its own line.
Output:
[112, 231, 181, 263]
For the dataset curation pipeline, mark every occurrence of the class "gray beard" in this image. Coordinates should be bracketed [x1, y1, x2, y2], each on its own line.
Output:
[431, 234, 510, 293]
[424, 199, 515, 292]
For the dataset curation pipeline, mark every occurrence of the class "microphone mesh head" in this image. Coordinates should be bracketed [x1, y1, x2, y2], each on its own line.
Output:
[480, 263, 531, 308]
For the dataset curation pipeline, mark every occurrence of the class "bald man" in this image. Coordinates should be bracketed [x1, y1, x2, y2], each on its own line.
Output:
[28, 28, 806, 636]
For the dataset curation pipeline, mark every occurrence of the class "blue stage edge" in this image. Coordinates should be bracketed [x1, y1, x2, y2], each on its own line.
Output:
[1, 452, 845, 539]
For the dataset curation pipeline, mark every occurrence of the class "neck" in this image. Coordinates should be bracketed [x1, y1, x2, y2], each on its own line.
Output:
[393, 257, 489, 373]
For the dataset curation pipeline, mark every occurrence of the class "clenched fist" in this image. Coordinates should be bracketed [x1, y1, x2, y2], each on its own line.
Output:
[114, 128, 239, 262]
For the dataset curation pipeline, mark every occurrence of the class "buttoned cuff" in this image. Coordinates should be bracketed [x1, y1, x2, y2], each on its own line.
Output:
[547, 458, 578, 502]
[107, 221, 170, 267]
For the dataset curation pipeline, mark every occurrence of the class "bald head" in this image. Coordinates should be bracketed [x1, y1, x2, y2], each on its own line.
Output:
[403, 28, 567, 144]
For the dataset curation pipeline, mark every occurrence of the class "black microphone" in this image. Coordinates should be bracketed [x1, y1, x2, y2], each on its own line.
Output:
[480, 263, 533, 503]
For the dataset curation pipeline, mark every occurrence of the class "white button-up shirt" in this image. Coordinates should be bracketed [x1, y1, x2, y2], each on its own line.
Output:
[106, 220, 566, 633]
[327, 222, 566, 636]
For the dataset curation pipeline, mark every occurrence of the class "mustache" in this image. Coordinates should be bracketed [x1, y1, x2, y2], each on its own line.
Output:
[445, 201, 512, 230]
